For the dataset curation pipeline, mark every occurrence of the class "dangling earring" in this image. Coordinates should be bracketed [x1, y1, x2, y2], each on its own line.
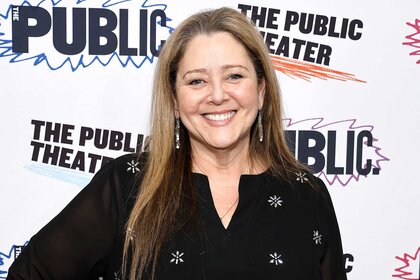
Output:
[258, 111, 263, 142]
[175, 118, 180, 149]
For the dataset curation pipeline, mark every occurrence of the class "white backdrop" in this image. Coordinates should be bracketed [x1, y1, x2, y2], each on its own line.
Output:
[1, 0, 419, 279]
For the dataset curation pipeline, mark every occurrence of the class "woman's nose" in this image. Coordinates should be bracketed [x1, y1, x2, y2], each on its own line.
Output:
[209, 81, 227, 105]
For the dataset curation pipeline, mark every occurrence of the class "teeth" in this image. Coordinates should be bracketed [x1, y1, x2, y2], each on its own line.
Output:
[203, 111, 236, 121]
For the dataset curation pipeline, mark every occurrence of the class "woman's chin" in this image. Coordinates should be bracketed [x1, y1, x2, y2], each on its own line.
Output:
[203, 137, 246, 152]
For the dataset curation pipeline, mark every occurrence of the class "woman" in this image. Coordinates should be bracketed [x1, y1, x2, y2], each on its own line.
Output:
[8, 7, 347, 280]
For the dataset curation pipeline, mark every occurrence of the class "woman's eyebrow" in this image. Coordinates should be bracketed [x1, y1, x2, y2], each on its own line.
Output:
[181, 64, 249, 79]
[222, 64, 249, 71]
[182, 68, 207, 79]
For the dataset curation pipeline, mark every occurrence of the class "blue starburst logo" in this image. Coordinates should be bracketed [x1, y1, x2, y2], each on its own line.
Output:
[0, 243, 28, 279]
[0, 0, 173, 71]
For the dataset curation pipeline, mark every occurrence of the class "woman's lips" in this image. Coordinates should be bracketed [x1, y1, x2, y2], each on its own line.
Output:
[202, 111, 236, 121]
[201, 110, 237, 127]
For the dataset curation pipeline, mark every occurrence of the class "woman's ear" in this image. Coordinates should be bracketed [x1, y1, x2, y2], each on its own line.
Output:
[258, 79, 266, 110]
[173, 97, 180, 118]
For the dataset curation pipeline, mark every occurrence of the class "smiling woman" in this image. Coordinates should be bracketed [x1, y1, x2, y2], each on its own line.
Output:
[7, 7, 347, 280]
[175, 32, 265, 152]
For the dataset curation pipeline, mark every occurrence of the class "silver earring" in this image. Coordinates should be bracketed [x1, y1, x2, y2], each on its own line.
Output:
[258, 111, 263, 142]
[175, 118, 180, 149]
[126, 227, 135, 241]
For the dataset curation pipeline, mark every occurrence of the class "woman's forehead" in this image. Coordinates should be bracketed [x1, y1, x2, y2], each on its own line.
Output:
[176, 32, 254, 75]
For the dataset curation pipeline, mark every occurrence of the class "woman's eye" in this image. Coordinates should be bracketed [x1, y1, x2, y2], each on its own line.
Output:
[188, 79, 204, 85]
[228, 74, 243, 80]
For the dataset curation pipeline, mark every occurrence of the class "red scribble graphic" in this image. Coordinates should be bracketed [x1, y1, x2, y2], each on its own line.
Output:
[393, 246, 420, 280]
[403, 19, 420, 64]
[270, 55, 366, 83]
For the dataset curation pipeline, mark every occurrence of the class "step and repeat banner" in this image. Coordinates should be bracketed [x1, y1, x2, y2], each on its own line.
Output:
[1, 0, 419, 279]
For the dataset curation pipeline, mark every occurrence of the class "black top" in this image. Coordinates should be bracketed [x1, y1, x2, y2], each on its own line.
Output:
[8, 153, 347, 280]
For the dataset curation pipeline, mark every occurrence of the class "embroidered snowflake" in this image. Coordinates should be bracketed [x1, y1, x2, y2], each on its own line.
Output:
[127, 160, 140, 173]
[170, 251, 184, 264]
[268, 195, 283, 208]
[269, 252, 283, 265]
[296, 172, 309, 183]
[313, 230, 322, 245]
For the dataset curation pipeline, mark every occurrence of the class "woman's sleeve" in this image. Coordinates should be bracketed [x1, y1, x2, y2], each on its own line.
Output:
[7, 158, 127, 280]
[315, 177, 348, 280]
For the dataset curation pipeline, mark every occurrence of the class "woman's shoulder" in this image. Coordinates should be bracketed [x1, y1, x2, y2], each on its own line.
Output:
[93, 152, 148, 184]
[288, 171, 335, 211]
[85, 152, 149, 204]
[265, 169, 328, 200]
[100, 152, 148, 175]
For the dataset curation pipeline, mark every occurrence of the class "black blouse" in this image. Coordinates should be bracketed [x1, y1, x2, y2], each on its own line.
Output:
[8, 153, 347, 280]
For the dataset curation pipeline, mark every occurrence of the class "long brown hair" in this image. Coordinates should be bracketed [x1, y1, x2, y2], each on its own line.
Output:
[122, 7, 308, 279]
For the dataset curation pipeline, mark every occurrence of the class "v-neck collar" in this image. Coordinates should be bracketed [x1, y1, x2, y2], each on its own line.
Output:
[192, 172, 268, 231]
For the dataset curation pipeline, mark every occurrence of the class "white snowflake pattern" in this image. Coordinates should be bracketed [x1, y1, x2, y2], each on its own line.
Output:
[296, 172, 309, 183]
[127, 160, 140, 174]
[170, 251, 184, 264]
[268, 195, 283, 208]
[313, 230, 322, 245]
[269, 252, 283, 265]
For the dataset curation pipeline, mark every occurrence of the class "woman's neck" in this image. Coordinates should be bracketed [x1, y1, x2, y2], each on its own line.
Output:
[190, 140, 263, 178]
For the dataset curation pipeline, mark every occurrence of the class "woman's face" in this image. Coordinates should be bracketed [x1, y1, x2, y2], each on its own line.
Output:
[174, 32, 265, 153]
